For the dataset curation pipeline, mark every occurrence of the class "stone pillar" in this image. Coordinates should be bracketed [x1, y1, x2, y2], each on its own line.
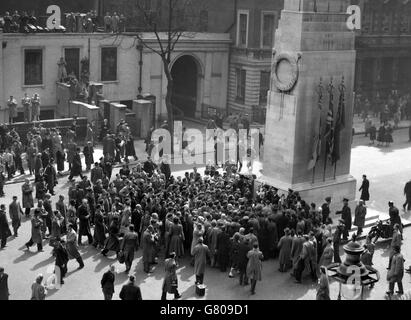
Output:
[132, 99, 153, 139]
[258, 0, 357, 206]
[0, 32, 5, 123]
[109, 102, 127, 130]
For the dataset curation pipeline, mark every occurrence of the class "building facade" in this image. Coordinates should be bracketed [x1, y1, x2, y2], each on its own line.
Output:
[354, 0, 411, 99]
[0, 31, 230, 123]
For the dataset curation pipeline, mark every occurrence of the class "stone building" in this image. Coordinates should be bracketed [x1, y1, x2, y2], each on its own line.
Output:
[354, 0, 411, 99]
[0, 31, 230, 123]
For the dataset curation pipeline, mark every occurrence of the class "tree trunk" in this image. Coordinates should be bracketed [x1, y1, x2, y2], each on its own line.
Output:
[163, 58, 174, 153]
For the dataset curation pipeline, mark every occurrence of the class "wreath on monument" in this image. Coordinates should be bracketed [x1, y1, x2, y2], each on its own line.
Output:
[271, 52, 301, 93]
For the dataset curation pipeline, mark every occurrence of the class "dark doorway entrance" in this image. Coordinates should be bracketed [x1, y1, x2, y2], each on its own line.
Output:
[171, 55, 198, 118]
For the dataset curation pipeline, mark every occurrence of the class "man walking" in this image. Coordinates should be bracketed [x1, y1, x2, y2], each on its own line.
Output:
[121, 224, 139, 273]
[386, 245, 404, 297]
[359, 175, 370, 204]
[161, 252, 182, 300]
[77, 199, 93, 245]
[403, 179, 411, 212]
[389, 201, 402, 234]
[119, 275, 142, 300]
[0, 205, 11, 249]
[25, 209, 43, 252]
[9, 196, 24, 237]
[101, 265, 115, 300]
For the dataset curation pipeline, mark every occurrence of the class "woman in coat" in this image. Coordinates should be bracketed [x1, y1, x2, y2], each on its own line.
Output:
[316, 266, 330, 300]
[246, 243, 263, 295]
[168, 217, 185, 259]
[21, 179, 34, 217]
[354, 200, 367, 235]
[31, 275, 47, 300]
[161, 253, 181, 300]
[318, 238, 334, 268]
[277, 228, 293, 272]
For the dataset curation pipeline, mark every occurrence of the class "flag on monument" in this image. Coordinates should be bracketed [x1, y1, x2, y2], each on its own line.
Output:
[308, 83, 323, 171]
[325, 87, 334, 163]
[332, 82, 346, 164]
[308, 116, 322, 170]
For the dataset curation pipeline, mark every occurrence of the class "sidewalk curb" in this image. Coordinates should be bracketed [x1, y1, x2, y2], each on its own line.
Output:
[353, 124, 410, 136]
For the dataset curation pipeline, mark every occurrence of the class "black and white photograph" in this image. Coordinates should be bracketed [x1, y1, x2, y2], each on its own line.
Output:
[0, 0, 411, 308]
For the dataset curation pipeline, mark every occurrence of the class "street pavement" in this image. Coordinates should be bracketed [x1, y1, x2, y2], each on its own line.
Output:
[1, 126, 411, 300]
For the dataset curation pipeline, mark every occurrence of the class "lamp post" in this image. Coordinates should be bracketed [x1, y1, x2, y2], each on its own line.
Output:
[327, 237, 380, 300]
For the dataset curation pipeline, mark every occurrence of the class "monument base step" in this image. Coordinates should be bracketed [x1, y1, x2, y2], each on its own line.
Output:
[256, 174, 357, 212]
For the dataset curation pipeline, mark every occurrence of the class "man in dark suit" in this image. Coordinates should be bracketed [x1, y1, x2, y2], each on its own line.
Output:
[321, 197, 331, 224]
[121, 225, 139, 273]
[101, 265, 115, 300]
[0, 267, 9, 300]
[119, 275, 142, 300]
[359, 175, 370, 204]
[336, 198, 352, 241]
[403, 179, 411, 211]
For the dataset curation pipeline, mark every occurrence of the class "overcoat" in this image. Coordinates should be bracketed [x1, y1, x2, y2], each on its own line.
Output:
[192, 243, 210, 276]
[246, 249, 263, 281]
[22, 183, 34, 209]
[277, 235, 293, 266]
[359, 179, 370, 201]
[354, 205, 367, 228]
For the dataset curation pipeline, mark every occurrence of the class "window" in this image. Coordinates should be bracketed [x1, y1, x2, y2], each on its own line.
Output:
[237, 11, 249, 47]
[261, 12, 276, 48]
[64, 48, 80, 80]
[259, 71, 270, 105]
[101, 47, 117, 81]
[24, 49, 43, 85]
[236, 68, 246, 103]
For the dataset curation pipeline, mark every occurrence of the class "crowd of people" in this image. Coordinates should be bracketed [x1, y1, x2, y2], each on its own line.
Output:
[355, 90, 411, 124]
[0, 10, 127, 34]
[0, 132, 410, 299]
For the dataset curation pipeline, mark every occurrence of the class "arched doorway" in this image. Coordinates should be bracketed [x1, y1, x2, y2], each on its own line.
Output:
[171, 55, 199, 118]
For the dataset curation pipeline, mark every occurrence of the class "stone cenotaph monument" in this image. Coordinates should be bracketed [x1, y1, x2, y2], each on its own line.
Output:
[259, 0, 357, 205]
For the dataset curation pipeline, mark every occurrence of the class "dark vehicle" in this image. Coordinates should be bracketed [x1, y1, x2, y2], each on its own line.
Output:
[368, 218, 404, 243]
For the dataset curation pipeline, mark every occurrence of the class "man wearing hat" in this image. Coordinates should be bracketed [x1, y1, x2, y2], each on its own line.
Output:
[336, 198, 352, 241]
[386, 245, 404, 296]
[354, 200, 367, 235]
[119, 275, 142, 300]
[121, 224, 139, 273]
[192, 237, 210, 285]
[388, 201, 402, 234]
[54, 239, 69, 285]
[333, 220, 345, 263]
[321, 197, 332, 224]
